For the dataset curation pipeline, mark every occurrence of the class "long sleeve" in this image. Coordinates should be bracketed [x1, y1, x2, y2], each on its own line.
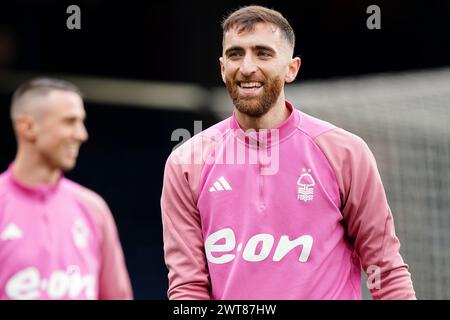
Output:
[74, 186, 133, 300]
[315, 128, 416, 300]
[96, 199, 133, 300]
[161, 136, 213, 299]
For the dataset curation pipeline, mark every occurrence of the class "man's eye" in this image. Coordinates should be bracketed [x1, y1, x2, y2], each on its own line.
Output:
[63, 118, 76, 125]
[258, 51, 271, 57]
[228, 51, 241, 58]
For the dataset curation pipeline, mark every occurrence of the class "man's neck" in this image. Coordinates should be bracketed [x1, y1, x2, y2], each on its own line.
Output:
[12, 149, 61, 186]
[235, 97, 290, 132]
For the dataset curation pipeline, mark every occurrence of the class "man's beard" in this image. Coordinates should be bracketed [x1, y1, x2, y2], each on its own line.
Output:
[225, 75, 283, 118]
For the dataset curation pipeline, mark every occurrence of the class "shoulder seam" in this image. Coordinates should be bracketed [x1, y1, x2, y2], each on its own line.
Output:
[295, 110, 339, 140]
[63, 179, 107, 211]
[313, 127, 341, 140]
[295, 125, 338, 141]
[308, 130, 343, 210]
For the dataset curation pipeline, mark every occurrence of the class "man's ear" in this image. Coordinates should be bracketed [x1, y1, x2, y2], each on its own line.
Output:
[285, 56, 301, 83]
[15, 114, 38, 142]
[219, 57, 226, 84]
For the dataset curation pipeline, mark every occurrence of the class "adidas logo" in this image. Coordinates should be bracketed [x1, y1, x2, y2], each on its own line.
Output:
[1, 223, 23, 241]
[209, 176, 232, 192]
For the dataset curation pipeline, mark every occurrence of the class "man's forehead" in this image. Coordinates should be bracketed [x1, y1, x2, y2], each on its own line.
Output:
[46, 91, 84, 113]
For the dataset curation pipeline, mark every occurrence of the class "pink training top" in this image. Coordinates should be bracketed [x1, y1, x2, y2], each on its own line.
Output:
[161, 101, 416, 300]
[0, 165, 133, 300]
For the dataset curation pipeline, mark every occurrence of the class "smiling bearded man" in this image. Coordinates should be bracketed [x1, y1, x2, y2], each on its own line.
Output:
[161, 5, 416, 300]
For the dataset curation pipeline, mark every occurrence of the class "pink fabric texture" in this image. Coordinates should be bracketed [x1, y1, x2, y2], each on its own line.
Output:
[161, 101, 415, 300]
[0, 165, 132, 300]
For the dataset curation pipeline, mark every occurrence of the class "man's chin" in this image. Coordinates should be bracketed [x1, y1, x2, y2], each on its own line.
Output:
[58, 160, 77, 172]
[235, 100, 272, 118]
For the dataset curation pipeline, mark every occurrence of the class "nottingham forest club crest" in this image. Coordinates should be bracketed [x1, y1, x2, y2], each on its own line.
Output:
[297, 168, 315, 202]
[72, 217, 89, 249]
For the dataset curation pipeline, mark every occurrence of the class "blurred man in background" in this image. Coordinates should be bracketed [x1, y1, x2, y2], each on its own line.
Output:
[161, 5, 415, 299]
[0, 78, 132, 299]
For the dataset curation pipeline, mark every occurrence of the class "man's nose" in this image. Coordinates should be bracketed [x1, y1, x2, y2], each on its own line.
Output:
[75, 122, 89, 142]
[239, 54, 258, 77]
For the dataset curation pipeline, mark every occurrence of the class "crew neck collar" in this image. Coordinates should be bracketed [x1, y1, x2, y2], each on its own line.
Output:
[6, 163, 63, 199]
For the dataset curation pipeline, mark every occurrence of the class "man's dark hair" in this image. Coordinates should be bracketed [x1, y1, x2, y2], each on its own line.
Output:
[222, 5, 295, 49]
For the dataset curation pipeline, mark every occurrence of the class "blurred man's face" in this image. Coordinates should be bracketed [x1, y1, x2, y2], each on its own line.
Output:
[220, 22, 297, 117]
[32, 90, 88, 171]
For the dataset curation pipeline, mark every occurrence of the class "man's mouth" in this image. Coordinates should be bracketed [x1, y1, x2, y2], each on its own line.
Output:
[238, 81, 263, 88]
[237, 81, 263, 94]
[66, 144, 80, 158]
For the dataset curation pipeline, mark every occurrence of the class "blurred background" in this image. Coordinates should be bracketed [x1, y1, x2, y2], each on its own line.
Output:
[0, 0, 449, 299]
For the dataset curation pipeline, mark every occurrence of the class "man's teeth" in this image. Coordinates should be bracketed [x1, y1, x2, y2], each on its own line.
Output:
[239, 82, 262, 88]
[67, 145, 78, 153]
